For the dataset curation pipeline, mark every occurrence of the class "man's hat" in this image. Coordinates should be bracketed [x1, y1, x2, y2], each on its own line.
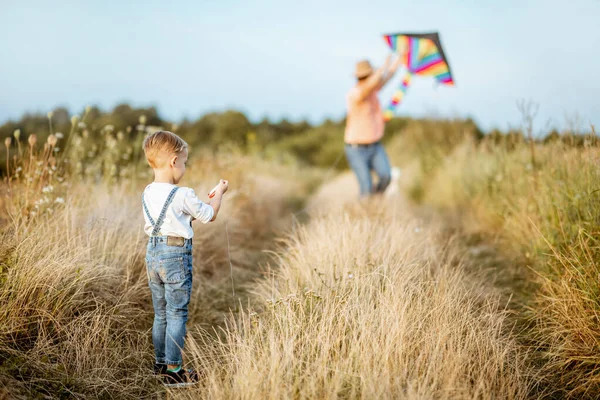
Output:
[355, 60, 374, 79]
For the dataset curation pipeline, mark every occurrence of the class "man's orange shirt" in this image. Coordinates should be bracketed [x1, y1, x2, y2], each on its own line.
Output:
[344, 86, 384, 145]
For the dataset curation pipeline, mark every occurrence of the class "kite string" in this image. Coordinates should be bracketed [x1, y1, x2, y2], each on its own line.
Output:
[291, 149, 345, 221]
[220, 148, 344, 308]
[225, 220, 235, 303]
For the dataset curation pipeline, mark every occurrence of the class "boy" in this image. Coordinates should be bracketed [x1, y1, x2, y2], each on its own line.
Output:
[141, 130, 228, 387]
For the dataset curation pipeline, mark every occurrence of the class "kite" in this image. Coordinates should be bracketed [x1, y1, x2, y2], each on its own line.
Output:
[382, 32, 454, 121]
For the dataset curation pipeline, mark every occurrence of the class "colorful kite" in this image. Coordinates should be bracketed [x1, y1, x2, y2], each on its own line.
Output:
[382, 32, 454, 121]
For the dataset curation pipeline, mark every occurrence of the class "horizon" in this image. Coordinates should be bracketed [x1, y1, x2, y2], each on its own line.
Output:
[2, 0, 599, 132]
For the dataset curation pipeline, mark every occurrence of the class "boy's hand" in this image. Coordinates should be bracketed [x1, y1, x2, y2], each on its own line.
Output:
[208, 179, 229, 198]
[218, 179, 228, 194]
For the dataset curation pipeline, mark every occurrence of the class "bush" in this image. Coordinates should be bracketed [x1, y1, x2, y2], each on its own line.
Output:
[408, 138, 600, 398]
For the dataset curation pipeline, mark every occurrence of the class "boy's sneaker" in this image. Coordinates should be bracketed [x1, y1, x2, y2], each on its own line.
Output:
[163, 368, 198, 387]
[153, 363, 168, 375]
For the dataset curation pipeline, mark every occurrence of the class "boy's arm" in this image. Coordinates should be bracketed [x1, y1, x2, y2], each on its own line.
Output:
[208, 192, 223, 222]
[181, 188, 215, 224]
[207, 179, 228, 222]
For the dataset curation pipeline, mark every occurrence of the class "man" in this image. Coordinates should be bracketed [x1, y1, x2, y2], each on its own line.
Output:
[345, 56, 402, 197]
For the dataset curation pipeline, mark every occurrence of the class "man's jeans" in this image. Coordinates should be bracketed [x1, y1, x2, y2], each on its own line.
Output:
[345, 142, 392, 197]
[145, 236, 193, 366]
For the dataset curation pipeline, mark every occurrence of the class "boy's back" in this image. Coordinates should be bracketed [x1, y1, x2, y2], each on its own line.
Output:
[141, 130, 228, 387]
[142, 182, 214, 239]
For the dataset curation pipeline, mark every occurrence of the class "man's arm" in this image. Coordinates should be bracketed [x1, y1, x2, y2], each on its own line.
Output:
[355, 56, 392, 102]
[377, 55, 403, 90]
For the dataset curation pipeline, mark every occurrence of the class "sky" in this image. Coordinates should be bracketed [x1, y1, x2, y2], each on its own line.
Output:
[1, 0, 599, 132]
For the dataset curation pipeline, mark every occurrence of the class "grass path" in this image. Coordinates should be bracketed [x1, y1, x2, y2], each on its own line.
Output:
[165, 172, 534, 399]
[0, 169, 536, 399]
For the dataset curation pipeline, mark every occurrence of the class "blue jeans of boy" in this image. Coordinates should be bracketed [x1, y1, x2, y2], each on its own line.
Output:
[345, 142, 392, 197]
[145, 237, 193, 366]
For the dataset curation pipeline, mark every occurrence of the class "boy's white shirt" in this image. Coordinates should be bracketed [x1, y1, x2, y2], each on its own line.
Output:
[143, 182, 214, 239]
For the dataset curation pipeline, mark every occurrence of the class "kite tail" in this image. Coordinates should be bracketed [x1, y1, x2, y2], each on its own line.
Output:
[383, 72, 412, 122]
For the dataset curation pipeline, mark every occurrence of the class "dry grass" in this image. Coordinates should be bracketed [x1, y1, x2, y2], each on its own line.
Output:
[174, 200, 533, 399]
[1, 184, 157, 398]
[1, 154, 538, 398]
[410, 138, 600, 398]
[8, 119, 587, 399]
[0, 153, 311, 398]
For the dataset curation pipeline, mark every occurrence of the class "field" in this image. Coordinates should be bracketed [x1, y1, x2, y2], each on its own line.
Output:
[1, 111, 599, 399]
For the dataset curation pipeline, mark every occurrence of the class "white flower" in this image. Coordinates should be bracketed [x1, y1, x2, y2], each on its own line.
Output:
[55, 197, 65, 204]
[78, 122, 87, 129]
[15, 167, 22, 172]
[42, 185, 54, 193]
[55, 132, 64, 139]
[104, 125, 115, 133]
[106, 137, 117, 149]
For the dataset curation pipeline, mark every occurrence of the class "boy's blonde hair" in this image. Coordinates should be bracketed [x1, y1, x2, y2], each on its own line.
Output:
[142, 131, 188, 168]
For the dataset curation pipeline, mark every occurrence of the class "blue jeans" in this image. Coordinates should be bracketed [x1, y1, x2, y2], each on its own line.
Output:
[145, 236, 193, 366]
[345, 142, 392, 197]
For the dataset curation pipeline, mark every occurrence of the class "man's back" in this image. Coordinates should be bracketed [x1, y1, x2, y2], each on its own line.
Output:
[344, 86, 384, 145]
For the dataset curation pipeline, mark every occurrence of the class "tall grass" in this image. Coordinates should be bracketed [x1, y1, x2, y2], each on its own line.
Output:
[178, 202, 533, 399]
[1, 184, 156, 398]
[411, 136, 600, 398]
[7, 115, 584, 399]
[0, 146, 311, 398]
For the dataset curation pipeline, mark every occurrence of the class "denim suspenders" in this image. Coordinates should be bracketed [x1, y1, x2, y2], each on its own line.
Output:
[142, 186, 180, 237]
